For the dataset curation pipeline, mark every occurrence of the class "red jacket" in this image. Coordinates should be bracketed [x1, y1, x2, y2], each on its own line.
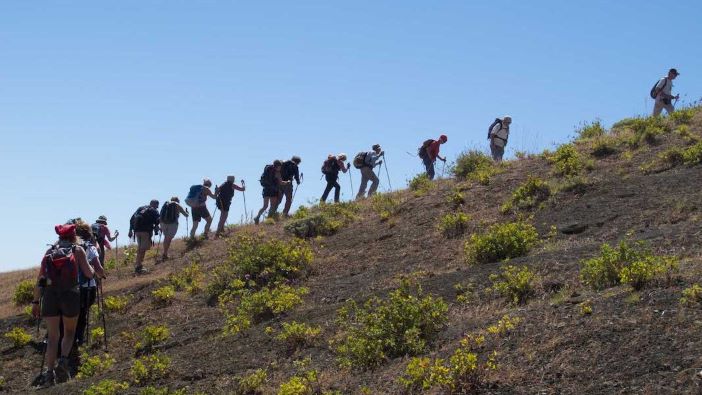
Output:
[428, 140, 442, 161]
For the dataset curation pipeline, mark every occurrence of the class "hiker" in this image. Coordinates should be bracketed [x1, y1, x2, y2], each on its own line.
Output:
[159, 197, 189, 259]
[32, 224, 95, 386]
[91, 216, 118, 265]
[74, 222, 106, 349]
[652, 68, 680, 116]
[354, 144, 384, 200]
[214, 176, 245, 236]
[321, 153, 349, 203]
[185, 179, 217, 239]
[488, 116, 512, 162]
[128, 199, 160, 274]
[278, 156, 302, 217]
[418, 135, 447, 180]
[255, 160, 289, 224]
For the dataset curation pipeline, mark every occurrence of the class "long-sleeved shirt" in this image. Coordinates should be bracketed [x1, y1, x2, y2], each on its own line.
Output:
[364, 152, 382, 167]
[216, 181, 245, 204]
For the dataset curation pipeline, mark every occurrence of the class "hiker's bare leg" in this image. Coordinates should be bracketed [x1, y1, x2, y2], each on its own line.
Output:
[203, 216, 213, 237]
[60, 315, 78, 358]
[268, 197, 280, 217]
[217, 211, 228, 234]
[163, 236, 173, 257]
[256, 198, 269, 220]
[190, 220, 199, 239]
[45, 316, 60, 368]
[283, 186, 293, 215]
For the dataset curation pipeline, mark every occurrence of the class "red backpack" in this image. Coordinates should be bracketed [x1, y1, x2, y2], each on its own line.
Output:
[42, 244, 79, 289]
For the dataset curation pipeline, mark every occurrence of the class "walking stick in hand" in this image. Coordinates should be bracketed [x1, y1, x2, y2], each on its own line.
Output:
[383, 154, 392, 190]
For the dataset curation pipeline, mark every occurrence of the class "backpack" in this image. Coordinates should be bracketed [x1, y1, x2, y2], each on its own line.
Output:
[185, 185, 204, 208]
[353, 152, 369, 169]
[42, 244, 79, 289]
[487, 118, 503, 139]
[321, 158, 336, 175]
[260, 165, 276, 187]
[130, 206, 149, 230]
[91, 223, 103, 245]
[160, 202, 179, 224]
[418, 139, 434, 159]
[650, 78, 668, 99]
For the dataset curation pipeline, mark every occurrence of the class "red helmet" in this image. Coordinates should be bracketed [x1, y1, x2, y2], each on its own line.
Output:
[439, 134, 448, 143]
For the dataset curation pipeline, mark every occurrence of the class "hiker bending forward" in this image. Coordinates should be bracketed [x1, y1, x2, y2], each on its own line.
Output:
[420, 135, 447, 180]
[159, 197, 189, 259]
[277, 156, 301, 217]
[255, 160, 289, 224]
[321, 153, 349, 203]
[356, 144, 383, 199]
[128, 199, 160, 274]
[189, 179, 217, 239]
[32, 224, 95, 386]
[488, 116, 511, 162]
[653, 68, 680, 116]
[215, 176, 245, 236]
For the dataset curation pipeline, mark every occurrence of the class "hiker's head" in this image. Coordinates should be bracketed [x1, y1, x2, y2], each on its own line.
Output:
[66, 217, 84, 225]
[203, 178, 212, 188]
[75, 222, 94, 243]
[170, 196, 180, 203]
[227, 175, 235, 183]
[503, 116, 512, 125]
[150, 199, 159, 209]
[439, 134, 448, 144]
[55, 224, 77, 242]
[291, 156, 302, 165]
[668, 68, 680, 80]
[273, 159, 283, 168]
[372, 144, 381, 153]
[96, 215, 108, 225]
[338, 153, 348, 161]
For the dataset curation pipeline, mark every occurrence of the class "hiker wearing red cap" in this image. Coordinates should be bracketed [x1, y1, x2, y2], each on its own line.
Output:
[418, 135, 447, 180]
[321, 153, 349, 203]
[128, 200, 160, 274]
[91, 216, 119, 265]
[652, 68, 680, 116]
[31, 223, 95, 387]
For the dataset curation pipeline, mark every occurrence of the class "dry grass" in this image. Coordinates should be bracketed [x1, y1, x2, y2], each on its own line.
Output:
[0, 267, 36, 318]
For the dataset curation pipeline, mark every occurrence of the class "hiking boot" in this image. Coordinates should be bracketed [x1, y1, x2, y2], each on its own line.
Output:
[33, 368, 55, 388]
[161, 254, 169, 261]
[134, 266, 149, 275]
[254, 216, 260, 225]
[54, 357, 71, 383]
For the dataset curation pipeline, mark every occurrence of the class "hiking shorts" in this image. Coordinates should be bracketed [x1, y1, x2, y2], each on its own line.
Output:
[262, 186, 278, 198]
[192, 206, 211, 221]
[216, 199, 232, 212]
[161, 222, 178, 239]
[135, 231, 152, 251]
[41, 286, 80, 318]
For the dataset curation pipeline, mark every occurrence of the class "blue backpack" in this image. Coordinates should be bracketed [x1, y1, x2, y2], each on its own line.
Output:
[185, 185, 204, 208]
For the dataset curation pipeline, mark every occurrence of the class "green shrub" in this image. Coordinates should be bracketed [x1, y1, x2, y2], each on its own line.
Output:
[278, 357, 319, 395]
[237, 368, 268, 394]
[437, 212, 470, 238]
[222, 285, 309, 336]
[138, 387, 186, 395]
[169, 263, 204, 294]
[151, 285, 175, 306]
[576, 120, 606, 140]
[135, 325, 170, 352]
[104, 295, 130, 314]
[670, 107, 698, 125]
[548, 144, 583, 177]
[13, 279, 34, 305]
[488, 265, 537, 305]
[370, 193, 401, 221]
[285, 202, 359, 238]
[464, 221, 539, 264]
[83, 379, 130, 395]
[275, 321, 321, 351]
[555, 175, 591, 194]
[580, 240, 678, 290]
[333, 280, 448, 368]
[504, 177, 551, 212]
[408, 174, 434, 196]
[130, 353, 171, 383]
[446, 189, 466, 208]
[91, 327, 105, 345]
[76, 351, 115, 379]
[454, 282, 476, 305]
[208, 234, 313, 299]
[591, 135, 618, 158]
[612, 116, 669, 147]
[680, 284, 702, 307]
[453, 150, 493, 179]
[4, 327, 31, 347]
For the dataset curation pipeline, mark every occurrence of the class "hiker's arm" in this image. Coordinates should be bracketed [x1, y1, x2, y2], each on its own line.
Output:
[294, 167, 300, 184]
[234, 184, 245, 192]
[178, 204, 189, 217]
[75, 247, 95, 280]
[107, 227, 119, 242]
[90, 252, 106, 279]
[205, 187, 217, 199]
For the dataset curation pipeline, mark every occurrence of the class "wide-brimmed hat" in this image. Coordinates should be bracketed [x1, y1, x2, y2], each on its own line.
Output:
[96, 215, 108, 224]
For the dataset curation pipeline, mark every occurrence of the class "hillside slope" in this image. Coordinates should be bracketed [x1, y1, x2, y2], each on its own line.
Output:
[2, 108, 702, 394]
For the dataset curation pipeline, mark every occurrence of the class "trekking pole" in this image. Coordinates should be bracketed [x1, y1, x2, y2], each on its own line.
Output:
[97, 279, 108, 350]
[348, 169, 354, 199]
[36, 285, 46, 375]
[85, 290, 91, 346]
[383, 156, 392, 190]
[242, 180, 248, 223]
[156, 232, 162, 261]
[115, 235, 119, 266]
[441, 161, 446, 179]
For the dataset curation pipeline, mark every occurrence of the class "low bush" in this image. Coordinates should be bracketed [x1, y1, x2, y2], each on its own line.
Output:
[83, 379, 130, 395]
[222, 285, 309, 336]
[408, 174, 435, 196]
[207, 234, 313, 299]
[437, 212, 470, 238]
[453, 150, 492, 179]
[454, 281, 476, 305]
[169, 263, 204, 294]
[580, 240, 678, 290]
[503, 177, 551, 212]
[488, 265, 537, 305]
[13, 279, 34, 305]
[151, 285, 175, 306]
[278, 357, 320, 395]
[4, 327, 31, 347]
[138, 387, 186, 395]
[464, 221, 539, 264]
[590, 135, 619, 158]
[333, 280, 448, 369]
[130, 353, 171, 383]
[371, 193, 401, 221]
[670, 106, 698, 125]
[91, 327, 105, 345]
[548, 144, 583, 177]
[104, 295, 130, 314]
[446, 189, 466, 208]
[76, 351, 115, 379]
[275, 321, 322, 351]
[576, 120, 606, 140]
[237, 368, 268, 394]
[285, 202, 359, 238]
[135, 325, 170, 352]
[680, 284, 702, 307]
[612, 116, 669, 147]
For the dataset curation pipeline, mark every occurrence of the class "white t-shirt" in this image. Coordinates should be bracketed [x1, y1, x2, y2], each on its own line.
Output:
[655, 77, 673, 100]
[81, 244, 99, 288]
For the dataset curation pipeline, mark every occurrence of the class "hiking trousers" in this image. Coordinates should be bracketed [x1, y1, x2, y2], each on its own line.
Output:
[321, 176, 341, 203]
[490, 142, 505, 162]
[653, 99, 674, 116]
[356, 167, 379, 199]
[423, 157, 435, 180]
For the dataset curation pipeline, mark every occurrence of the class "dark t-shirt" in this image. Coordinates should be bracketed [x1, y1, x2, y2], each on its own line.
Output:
[281, 161, 300, 183]
[131, 206, 160, 232]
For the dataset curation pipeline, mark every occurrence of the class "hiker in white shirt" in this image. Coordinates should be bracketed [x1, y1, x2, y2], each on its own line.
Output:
[488, 116, 512, 162]
[652, 68, 680, 116]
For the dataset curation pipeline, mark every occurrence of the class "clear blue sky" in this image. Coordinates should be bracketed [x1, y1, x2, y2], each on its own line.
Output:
[2, 1, 701, 272]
